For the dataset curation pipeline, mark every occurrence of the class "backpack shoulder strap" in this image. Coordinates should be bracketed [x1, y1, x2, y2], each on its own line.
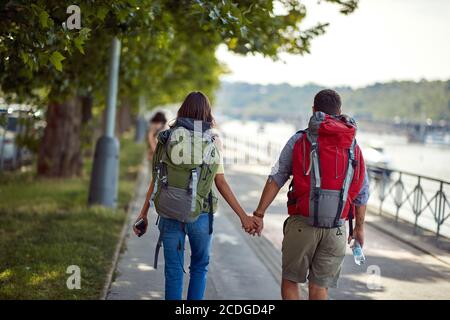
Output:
[292, 129, 311, 176]
[343, 138, 357, 199]
[305, 130, 321, 188]
[150, 129, 174, 204]
[333, 138, 357, 226]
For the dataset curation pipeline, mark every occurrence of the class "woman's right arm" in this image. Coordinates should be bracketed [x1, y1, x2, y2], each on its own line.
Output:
[133, 178, 155, 236]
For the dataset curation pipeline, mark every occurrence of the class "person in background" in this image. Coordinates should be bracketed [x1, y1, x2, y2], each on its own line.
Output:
[147, 112, 167, 163]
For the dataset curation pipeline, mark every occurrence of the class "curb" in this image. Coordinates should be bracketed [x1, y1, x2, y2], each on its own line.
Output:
[365, 208, 450, 266]
[99, 158, 148, 300]
[99, 208, 131, 300]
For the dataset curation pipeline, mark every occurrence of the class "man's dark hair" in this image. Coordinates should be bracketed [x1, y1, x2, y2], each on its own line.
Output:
[313, 89, 342, 115]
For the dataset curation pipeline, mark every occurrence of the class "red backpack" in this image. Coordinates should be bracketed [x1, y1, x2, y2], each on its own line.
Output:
[287, 112, 365, 228]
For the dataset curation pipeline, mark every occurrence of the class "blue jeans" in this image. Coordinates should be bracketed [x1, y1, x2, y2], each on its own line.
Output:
[158, 213, 213, 300]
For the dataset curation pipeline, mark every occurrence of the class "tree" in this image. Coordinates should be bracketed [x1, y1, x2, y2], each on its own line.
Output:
[215, 80, 450, 122]
[0, 0, 358, 177]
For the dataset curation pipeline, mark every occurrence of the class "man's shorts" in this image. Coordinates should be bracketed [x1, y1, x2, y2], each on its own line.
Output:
[282, 215, 347, 288]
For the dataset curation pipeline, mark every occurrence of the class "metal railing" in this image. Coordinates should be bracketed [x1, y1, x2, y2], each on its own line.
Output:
[367, 167, 450, 239]
[221, 131, 284, 166]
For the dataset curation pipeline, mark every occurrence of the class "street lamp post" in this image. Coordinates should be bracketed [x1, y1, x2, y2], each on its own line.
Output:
[88, 37, 121, 208]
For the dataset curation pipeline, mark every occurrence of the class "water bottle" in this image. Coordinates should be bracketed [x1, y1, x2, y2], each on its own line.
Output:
[351, 240, 365, 265]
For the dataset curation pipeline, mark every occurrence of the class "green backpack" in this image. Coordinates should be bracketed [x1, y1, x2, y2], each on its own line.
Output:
[150, 118, 220, 223]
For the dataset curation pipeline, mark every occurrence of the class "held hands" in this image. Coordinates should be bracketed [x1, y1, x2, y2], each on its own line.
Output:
[133, 210, 264, 238]
[240, 214, 258, 233]
[240, 214, 264, 237]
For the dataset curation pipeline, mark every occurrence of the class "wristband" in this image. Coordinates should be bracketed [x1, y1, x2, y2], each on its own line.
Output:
[253, 211, 265, 218]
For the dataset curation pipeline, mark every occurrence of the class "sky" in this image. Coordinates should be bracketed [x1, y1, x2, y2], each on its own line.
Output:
[216, 0, 450, 88]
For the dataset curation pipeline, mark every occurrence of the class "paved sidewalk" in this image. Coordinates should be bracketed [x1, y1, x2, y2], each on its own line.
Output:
[107, 161, 450, 300]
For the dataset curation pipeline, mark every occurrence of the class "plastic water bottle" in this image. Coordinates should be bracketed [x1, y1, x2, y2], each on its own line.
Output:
[351, 240, 365, 265]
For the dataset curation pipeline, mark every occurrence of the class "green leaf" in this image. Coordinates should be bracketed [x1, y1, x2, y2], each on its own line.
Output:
[74, 37, 85, 54]
[228, 37, 238, 49]
[20, 51, 35, 70]
[79, 27, 91, 38]
[20, 51, 29, 64]
[97, 7, 108, 21]
[49, 51, 65, 72]
[39, 10, 50, 28]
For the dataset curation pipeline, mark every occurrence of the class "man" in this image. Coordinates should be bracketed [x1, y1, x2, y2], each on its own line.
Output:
[251, 89, 369, 300]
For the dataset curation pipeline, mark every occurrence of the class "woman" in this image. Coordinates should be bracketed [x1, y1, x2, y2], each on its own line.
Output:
[147, 111, 167, 162]
[133, 91, 256, 300]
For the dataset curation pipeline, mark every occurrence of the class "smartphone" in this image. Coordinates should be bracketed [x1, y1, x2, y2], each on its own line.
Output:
[134, 218, 147, 237]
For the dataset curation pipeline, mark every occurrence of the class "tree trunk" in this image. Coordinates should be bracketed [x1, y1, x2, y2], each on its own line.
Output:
[116, 98, 133, 135]
[81, 95, 93, 124]
[37, 97, 83, 177]
[80, 95, 96, 158]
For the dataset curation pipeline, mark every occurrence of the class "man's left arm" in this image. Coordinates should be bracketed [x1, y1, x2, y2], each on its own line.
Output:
[352, 203, 367, 247]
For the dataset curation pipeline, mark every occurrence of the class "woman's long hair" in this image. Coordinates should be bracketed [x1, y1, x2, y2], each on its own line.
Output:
[176, 91, 215, 126]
